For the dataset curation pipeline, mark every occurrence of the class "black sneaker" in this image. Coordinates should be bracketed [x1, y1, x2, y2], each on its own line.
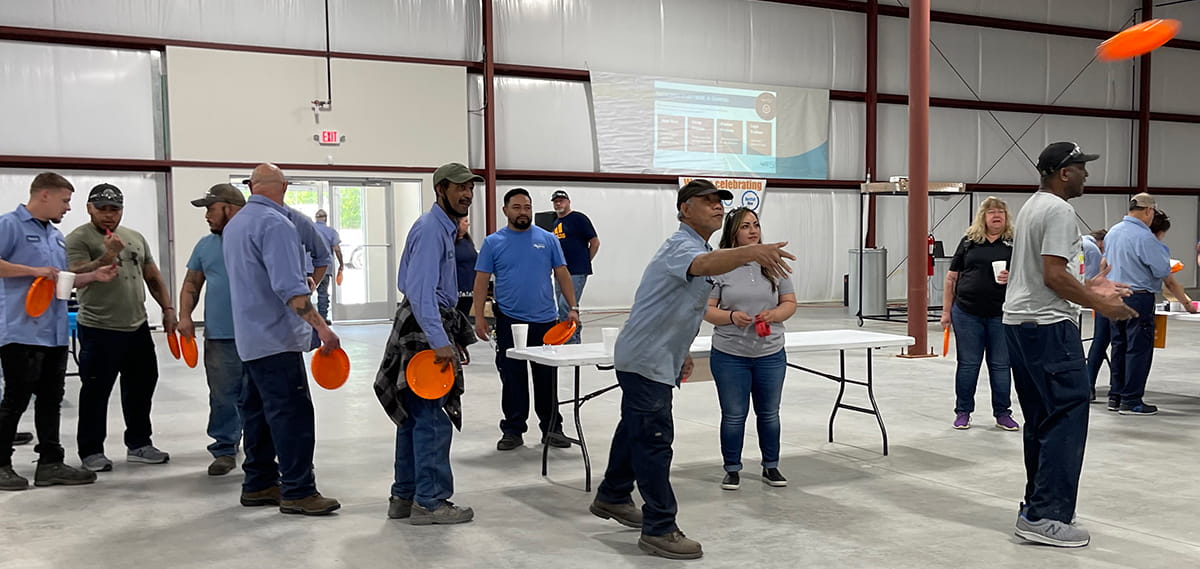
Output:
[762, 467, 788, 487]
[1118, 401, 1158, 415]
[496, 434, 523, 451]
[387, 496, 413, 519]
[720, 471, 740, 491]
[1106, 396, 1121, 412]
[13, 432, 33, 446]
[34, 462, 97, 487]
[542, 431, 571, 448]
[0, 465, 29, 491]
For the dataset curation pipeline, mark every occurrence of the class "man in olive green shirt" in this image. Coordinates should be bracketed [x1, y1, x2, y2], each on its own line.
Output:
[66, 184, 177, 472]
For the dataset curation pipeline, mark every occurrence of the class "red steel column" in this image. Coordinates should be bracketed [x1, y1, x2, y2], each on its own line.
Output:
[483, 0, 498, 234]
[907, 0, 930, 353]
[1136, 0, 1152, 192]
[865, 0, 879, 247]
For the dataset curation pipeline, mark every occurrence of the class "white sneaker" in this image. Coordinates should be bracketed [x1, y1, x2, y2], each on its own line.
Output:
[1015, 514, 1090, 547]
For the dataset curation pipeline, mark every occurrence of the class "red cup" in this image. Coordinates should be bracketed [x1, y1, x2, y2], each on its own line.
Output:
[754, 317, 771, 338]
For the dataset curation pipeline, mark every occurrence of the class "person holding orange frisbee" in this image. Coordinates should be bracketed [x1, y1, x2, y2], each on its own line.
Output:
[224, 164, 341, 516]
[472, 188, 579, 452]
[374, 162, 479, 526]
[0, 173, 117, 491]
[177, 183, 246, 477]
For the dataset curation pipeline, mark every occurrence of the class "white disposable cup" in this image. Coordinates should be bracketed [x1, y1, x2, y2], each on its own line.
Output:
[1171, 301, 1184, 312]
[992, 260, 1007, 283]
[602, 327, 619, 354]
[511, 324, 529, 350]
[55, 271, 76, 300]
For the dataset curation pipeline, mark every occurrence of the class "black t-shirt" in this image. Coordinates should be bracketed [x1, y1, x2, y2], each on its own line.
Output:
[949, 235, 1013, 317]
[551, 211, 597, 275]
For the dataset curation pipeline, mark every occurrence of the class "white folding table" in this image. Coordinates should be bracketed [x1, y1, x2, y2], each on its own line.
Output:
[507, 329, 915, 491]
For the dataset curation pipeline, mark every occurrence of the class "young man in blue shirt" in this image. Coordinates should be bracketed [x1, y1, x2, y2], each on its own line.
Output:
[589, 179, 794, 560]
[177, 183, 246, 477]
[1104, 193, 1173, 415]
[0, 173, 117, 490]
[376, 162, 480, 525]
[472, 188, 580, 451]
[224, 164, 341, 516]
[549, 190, 599, 343]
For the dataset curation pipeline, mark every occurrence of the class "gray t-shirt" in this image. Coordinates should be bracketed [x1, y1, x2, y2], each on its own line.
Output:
[1002, 191, 1084, 325]
[709, 263, 795, 358]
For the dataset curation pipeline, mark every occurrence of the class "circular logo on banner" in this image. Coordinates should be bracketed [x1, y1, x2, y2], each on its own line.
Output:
[756, 93, 777, 121]
[741, 191, 760, 211]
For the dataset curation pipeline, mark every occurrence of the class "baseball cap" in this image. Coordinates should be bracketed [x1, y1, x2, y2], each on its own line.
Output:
[191, 183, 246, 207]
[1130, 192, 1157, 209]
[551, 190, 570, 201]
[433, 162, 484, 187]
[676, 179, 733, 210]
[88, 183, 124, 208]
[1036, 142, 1100, 176]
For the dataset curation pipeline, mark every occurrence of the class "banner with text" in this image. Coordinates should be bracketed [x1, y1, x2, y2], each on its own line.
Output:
[679, 177, 767, 212]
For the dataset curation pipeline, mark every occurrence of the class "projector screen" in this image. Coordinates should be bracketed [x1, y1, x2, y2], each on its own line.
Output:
[591, 72, 829, 179]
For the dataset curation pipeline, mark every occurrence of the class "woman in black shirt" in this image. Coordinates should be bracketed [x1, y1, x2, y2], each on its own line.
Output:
[940, 197, 1018, 431]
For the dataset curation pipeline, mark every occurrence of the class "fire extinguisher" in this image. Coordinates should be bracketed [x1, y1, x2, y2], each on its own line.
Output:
[927, 233, 936, 277]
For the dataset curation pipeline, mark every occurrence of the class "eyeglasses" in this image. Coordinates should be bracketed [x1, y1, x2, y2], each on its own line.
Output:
[1053, 143, 1083, 172]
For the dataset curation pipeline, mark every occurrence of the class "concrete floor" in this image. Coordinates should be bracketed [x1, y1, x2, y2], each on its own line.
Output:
[2, 307, 1198, 568]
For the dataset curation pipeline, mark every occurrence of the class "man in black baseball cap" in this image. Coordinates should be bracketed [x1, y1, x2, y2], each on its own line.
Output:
[87, 183, 124, 209]
[676, 179, 733, 211]
[1036, 142, 1100, 179]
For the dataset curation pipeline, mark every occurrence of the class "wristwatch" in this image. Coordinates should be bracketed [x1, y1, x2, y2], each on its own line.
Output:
[568, 306, 580, 312]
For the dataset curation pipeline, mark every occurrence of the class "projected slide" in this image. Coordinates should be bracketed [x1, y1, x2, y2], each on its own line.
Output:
[590, 72, 829, 179]
[653, 81, 777, 174]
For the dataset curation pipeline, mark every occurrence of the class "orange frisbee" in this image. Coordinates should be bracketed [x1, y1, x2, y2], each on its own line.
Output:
[25, 277, 55, 318]
[180, 335, 199, 368]
[335, 271, 344, 286]
[406, 350, 454, 400]
[310, 347, 350, 390]
[1097, 19, 1180, 61]
[166, 332, 181, 359]
[1170, 259, 1184, 273]
[543, 320, 578, 346]
[942, 327, 951, 357]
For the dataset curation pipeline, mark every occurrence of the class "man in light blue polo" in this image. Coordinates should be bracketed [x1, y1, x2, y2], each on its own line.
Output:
[312, 209, 342, 324]
[0, 172, 117, 491]
[588, 179, 794, 560]
[1104, 193, 1172, 415]
[224, 163, 341, 516]
[177, 183, 245, 477]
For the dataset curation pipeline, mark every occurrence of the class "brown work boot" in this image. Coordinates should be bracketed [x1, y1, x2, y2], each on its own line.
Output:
[240, 485, 281, 507]
[280, 493, 341, 516]
[638, 530, 703, 560]
[208, 455, 236, 476]
[589, 498, 642, 528]
[387, 496, 413, 519]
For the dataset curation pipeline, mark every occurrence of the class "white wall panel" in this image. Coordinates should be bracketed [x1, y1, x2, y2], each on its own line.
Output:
[0, 0, 480, 60]
[830, 101, 865, 180]
[929, 0, 1140, 32]
[494, 0, 864, 91]
[495, 77, 595, 171]
[1155, 1, 1200, 41]
[879, 19, 1134, 110]
[1148, 122, 1200, 188]
[0, 42, 159, 159]
[1149, 47, 1200, 115]
[879, 105, 1133, 186]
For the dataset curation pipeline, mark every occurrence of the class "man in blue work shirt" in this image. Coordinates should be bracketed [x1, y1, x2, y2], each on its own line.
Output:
[0, 172, 117, 491]
[472, 188, 579, 451]
[239, 179, 331, 295]
[589, 179, 794, 560]
[375, 162, 478, 526]
[1082, 229, 1108, 402]
[312, 209, 343, 324]
[1104, 193, 1172, 415]
[224, 163, 341, 516]
[177, 183, 245, 477]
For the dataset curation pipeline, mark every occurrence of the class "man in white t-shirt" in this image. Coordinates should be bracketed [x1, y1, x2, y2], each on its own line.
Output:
[1002, 142, 1137, 548]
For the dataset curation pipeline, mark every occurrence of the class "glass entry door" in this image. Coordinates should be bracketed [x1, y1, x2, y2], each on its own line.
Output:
[329, 182, 396, 321]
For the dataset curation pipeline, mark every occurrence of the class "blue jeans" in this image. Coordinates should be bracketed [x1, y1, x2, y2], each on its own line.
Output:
[1085, 312, 1111, 391]
[597, 371, 678, 536]
[554, 274, 588, 344]
[392, 390, 455, 510]
[1108, 292, 1156, 403]
[240, 352, 317, 500]
[315, 274, 332, 321]
[1005, 321, 1090, 524]
[203, 339, 245, 458]
[951, 303, 1012, 417]
[709, 348, 786, 471]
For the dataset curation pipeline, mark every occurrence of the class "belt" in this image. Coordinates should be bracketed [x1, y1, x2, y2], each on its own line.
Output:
[1131, 290, 1153, 295]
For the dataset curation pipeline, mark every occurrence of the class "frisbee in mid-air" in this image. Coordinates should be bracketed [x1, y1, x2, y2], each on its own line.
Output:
[1097, 19, 1180, 61]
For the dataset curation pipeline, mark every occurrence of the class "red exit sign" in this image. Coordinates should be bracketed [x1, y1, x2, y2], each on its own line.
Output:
[317, 130, 342, 145]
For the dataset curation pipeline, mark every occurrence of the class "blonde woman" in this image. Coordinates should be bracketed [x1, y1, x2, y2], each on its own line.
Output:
[940, 197, 1018, 431]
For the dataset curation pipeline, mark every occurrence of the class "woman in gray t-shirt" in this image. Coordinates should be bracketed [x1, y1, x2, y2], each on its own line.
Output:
[703, 208, 796, 491]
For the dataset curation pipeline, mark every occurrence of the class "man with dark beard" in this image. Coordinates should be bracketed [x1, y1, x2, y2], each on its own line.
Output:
[177, 183, 245, 476]
[473, 188, 579, 452]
